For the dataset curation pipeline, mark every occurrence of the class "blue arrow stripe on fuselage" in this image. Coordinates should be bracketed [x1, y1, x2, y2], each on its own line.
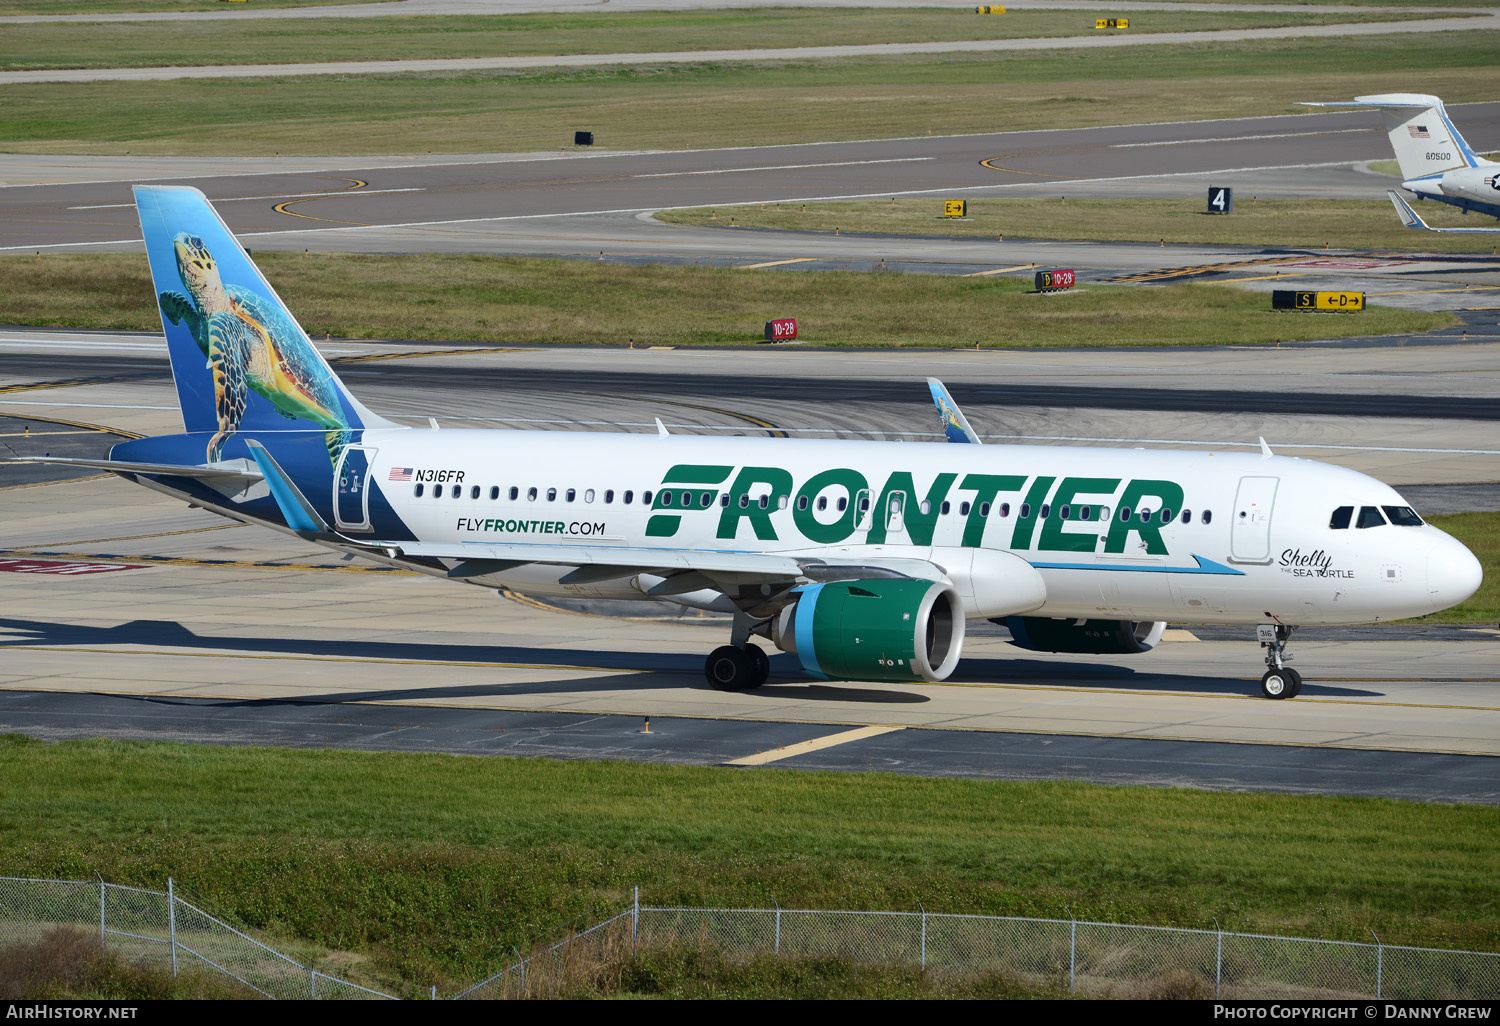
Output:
[1029, 554, 1245, 575]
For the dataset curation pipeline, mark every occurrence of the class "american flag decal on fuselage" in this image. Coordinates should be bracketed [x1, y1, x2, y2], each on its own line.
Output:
[389, 467, 413, 481]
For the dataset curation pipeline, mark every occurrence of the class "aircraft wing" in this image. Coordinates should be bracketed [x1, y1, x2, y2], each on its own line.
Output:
[391, 540, 805, 579]
[1387, 189, 1500, 234]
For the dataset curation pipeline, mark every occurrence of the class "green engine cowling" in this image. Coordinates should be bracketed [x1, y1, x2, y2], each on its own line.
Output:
[772, 579, 965, 683]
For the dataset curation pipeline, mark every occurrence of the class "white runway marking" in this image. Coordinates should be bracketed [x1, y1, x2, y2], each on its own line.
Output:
[631, 157, 934, 178]
[1108, 128, 1373, 149]
[67, 187, 425, 211]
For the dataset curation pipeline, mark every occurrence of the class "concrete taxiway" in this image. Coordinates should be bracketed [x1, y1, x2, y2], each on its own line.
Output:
[0, 337, 1495, 799]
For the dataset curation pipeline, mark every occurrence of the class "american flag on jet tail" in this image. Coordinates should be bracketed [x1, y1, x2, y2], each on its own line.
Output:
[388, 467, 413, 481]
[1409, 125, 1431, 139]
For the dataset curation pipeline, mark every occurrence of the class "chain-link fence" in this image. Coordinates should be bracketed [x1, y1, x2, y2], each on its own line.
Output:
[6, 876, 1498, 999]
[0, 875, 398, 1000]
[617, 904, 1500, 1000]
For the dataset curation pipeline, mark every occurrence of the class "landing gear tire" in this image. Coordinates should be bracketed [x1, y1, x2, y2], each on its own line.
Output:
[1260, 667, 1300, 700]
[743, 644, 770, 688]
[1284, 667, 1303, 699]
[706, 645, 752, 691]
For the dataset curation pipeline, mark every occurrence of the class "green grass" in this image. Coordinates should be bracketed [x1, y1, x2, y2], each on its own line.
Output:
[2, 32, 1497, 155]
[1, 8, 1444, 71]
[0, 0, 387, 12]
[0, 252, 1452, 347]
[1423, 513, 1500, 624]
[661, 197, 1500, 254]
[0, 735, 1496, 985]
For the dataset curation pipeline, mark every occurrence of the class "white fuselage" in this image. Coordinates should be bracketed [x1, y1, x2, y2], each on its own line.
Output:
[338, 429, 1481, 627]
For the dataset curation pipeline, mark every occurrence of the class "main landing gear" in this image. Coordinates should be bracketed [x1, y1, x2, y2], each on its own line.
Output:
[1257, 623, 1302, 700]
[705, 644, 770, 691]
[704, 611, 772, 691]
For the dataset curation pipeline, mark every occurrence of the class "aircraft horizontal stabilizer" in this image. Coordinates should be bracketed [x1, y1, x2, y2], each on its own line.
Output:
[1387, 189, 1500, 234]
[19, 455, 263, 481]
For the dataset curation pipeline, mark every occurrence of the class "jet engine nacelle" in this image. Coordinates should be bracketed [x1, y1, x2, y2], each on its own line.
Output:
[999, 616, 1166, 655]
[773, 578, 964, 683]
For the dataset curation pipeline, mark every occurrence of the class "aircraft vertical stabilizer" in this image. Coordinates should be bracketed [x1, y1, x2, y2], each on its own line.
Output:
[134, 186, 397, 465]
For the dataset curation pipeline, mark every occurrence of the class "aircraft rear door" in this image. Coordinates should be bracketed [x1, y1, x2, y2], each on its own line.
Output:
[1230, 475, 1278, 563]
[334, 445, 378, 532]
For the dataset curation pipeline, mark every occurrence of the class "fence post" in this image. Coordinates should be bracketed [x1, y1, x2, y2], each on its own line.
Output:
[918, 900, 927, 970]
[773, 896, 781, 954]
[167, 877, 178, 977]
[311, 964, 316, 1000]
[97, 875, 105, 947]
[1371, 930, 1383, 999]
[1066, 906, 1075, 994]
[1214, 917, 1223, 999]
[633, 885, 640, 951]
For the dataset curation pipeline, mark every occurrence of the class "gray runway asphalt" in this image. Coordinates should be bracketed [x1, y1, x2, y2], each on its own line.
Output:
[3, 690, 1495, 803]
[10, 106, 1500, 252]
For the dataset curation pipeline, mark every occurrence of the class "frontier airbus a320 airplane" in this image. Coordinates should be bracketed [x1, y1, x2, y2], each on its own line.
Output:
[30, 188, 1483, 700]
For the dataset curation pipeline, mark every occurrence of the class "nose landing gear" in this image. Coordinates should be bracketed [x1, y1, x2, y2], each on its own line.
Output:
[1257, 623, 1302, 699]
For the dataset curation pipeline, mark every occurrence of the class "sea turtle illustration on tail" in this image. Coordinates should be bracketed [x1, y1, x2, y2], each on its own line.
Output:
[158, 234, 350, 464]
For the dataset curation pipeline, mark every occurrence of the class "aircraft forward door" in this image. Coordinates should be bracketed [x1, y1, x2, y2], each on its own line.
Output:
[1230, 475, 1278, 563]
[334, 445, 378, 532]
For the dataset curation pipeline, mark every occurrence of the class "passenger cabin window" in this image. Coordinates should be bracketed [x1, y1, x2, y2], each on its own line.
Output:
[941, 501, 951, 515]
[489, 486, 499, 500]
[739, 494, 750, 508]
[960, 501, 971, 516]
[1201, 510, 1212, 525]
[566, 489, 576, 502]
[979, 501, 991, 517]
[642, 490, 653, 505]
[509, 486, 519, 501]
[604, 490, 614, 503]
[798, 495, 809, 511]
[546, 488, 557, 502]
[623, 490, 633, 504]
[720, 494, 729, 507]
[585, 489, 595, 503]
[1383, 505, 1423, 526]
[527, 487, 538, 501]
[1040, 504, 1050, 519]
[703, 491, 714, 508]
[1329, 506, 1354, 530]
[1159, 508, 1172, 523]
[1180, 509, 1191, 524]
[471, 486, 480, 500]
[835, 497, 845, 512]
[1356, 506, 1387, 529]
[1059, 505, 1071, 520]
[1019, 503, 1030, 519]
[1119, 507, 1132, 522]
[999, 503, 1010, 518]
[414, 483, 424, 497]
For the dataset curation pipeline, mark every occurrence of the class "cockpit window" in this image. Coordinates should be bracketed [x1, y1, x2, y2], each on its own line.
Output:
[1329, 506, 1353, 530]
[1383, 505, 1424, 527]
[1355, 506, 1387, 529]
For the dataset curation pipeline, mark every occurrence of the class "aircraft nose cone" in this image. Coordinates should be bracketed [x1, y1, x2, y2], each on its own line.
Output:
[1426, 534, 1483, 611]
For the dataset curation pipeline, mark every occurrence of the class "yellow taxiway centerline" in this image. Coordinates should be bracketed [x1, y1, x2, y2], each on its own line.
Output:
[724, 725, 906, 766]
